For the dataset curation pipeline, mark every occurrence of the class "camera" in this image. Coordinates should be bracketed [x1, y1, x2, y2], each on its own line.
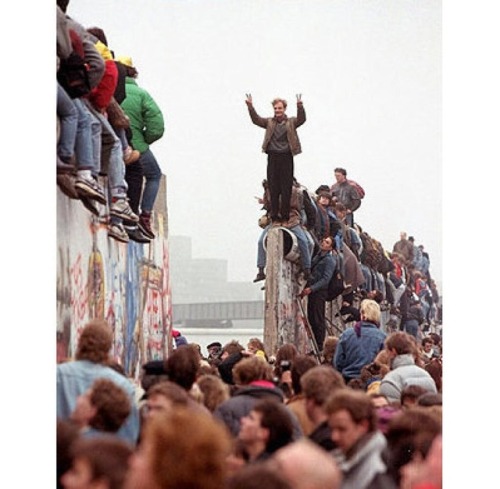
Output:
[280, 360, 291, 372]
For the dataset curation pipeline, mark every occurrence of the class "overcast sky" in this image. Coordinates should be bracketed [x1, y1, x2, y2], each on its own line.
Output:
[68, 0, 442, 286]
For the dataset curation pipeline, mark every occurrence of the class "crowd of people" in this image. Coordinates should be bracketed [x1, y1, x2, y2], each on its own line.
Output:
[57, 0, 164, 243]
[57, 318, 442, 489]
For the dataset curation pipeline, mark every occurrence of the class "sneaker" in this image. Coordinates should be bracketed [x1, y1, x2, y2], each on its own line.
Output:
[57, 174, 80, 200]
[74, 175, 107, 205]
[108, 223, 129, 243]
[138, 213, 155, 239]
[253, 271, 266, 283]
[80, 196, 100, 217]
[110, 198, 139, 222]
[123, 146, 141, 165]
[125, 225, 151, 243]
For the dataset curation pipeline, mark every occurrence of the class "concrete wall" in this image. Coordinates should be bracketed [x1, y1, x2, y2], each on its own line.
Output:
[56, 175, 172, 379]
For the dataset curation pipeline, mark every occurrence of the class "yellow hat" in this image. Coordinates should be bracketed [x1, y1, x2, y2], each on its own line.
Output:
[95, 41, 113, 61]
[116, 56, 134, 68]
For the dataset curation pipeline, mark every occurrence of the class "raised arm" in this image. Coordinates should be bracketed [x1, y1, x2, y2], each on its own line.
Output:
[245, 93, 268, 128]
[295, 93, 306, 127]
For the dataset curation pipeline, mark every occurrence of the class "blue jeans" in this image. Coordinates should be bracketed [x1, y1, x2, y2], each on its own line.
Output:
[360, 263, 372, 291]
[404, 319, 419, 338]
[139, 149, 162, 212]
[73, 98, 98, 173]
[56, 83, 78, 160]
[85, 102, 128, 198]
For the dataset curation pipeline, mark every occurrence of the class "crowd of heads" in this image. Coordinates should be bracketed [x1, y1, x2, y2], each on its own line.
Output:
[58, 318, 443, 489]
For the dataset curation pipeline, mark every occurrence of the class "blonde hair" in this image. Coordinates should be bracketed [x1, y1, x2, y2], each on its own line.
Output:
[360, 299, 381, 325]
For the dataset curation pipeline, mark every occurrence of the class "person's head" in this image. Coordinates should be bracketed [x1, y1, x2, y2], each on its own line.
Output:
[334, 202, 347, 221]
[317, 191, 332, 207]
[71, 378, 131, 433]
[125, 407, 231, 489]
[369, 392, 389, 409]
[140, 360, 169, 393]
[320, 236, 334, 252]
[271, 98, 287, 119]
[367, 289, 384, 304]
[164, 344, 200, 391]
[400, 231, 407, 240]
[325, 389, 377, 454]
[275, 343, 299, 369]
[239, 399, 294, 456]
[359, 299, 381, 325]
[322, 336, 339, 364]
[290, 355, 317, 395]
[400, 385, 429, 409]
[207, 341, 223, 360]
[61, 437, 133, 489]
[272, 439, 342, 489]
[86, 27, 108, 46]
[301, 366, 345, 421]
[408, 236, 415, 243]
[220, 340, 245, 361]
[247, 337, 266, 356]
[421, 337, 434, 354]
[226, 463, 293, 489]
[417, 392, 443, 408]
[196, 374, 230, 412]
[233, 356, 273, 385]
[116, 55, 138, 78]
[383, 407, 441, 485]
[145, 380, 189, 419]
[384, 331, 415, 362]
[75, 320, 113, 364]
[334, 167, 347, 183]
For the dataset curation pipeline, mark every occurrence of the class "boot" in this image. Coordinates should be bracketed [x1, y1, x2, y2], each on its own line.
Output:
[253, 268, 266, 283]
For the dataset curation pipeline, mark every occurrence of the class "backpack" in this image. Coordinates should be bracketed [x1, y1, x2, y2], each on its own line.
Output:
[325, 252, 345, 301]
[347, 179, 365, 199]
[57, 29, 91, 99]
[360, 232, 383, 269]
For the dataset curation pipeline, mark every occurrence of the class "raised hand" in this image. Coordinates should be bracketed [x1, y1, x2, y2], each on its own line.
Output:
[245, 93, 253, 106]
[296, 93, 303, 105]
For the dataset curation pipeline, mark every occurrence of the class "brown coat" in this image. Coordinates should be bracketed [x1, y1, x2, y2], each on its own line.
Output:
[248, 104, 306, 156]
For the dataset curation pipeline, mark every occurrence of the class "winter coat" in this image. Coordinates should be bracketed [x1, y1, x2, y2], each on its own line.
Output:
[379, 353, 437, 403]
[334, 322, 386, 381]
[333, 430, 387, 489]
[121, 78, 165, 154]
[248, 104, 306, 156]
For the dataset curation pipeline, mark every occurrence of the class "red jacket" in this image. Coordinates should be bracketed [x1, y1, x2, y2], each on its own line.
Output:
[89, 59, 118, 111]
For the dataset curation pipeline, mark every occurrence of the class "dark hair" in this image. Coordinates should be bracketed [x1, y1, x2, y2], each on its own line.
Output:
[334, 167, 347, 176]
[76, 320, 113, 363]
[57, 0, 70, 13]
[290, 355, 317, 395]
[252, 400, 294, 453]
[87, 27, 108, 46]
[164, 344, 200, 391]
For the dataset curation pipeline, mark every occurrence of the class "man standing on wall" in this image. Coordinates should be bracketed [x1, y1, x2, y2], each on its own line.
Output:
[246, 93, 306, 223]
[330, 167, 361, 227]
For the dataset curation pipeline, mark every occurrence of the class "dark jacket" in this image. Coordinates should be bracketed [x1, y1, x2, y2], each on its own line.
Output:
[308, 420, 337, 451]
[213, 383, 285, 437]
[308, 251, 335, 293]
[331, 181, 361, 212]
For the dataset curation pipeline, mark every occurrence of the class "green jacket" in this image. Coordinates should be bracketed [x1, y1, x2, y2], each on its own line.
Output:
[120, 78, 164, 154]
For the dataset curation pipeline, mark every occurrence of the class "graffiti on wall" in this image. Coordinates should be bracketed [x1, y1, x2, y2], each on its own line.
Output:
[57, 184, 172, 379]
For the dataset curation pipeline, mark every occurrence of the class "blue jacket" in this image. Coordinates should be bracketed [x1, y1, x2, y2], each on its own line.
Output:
[309, 251, 335, 293]
[57, 360, 140, 445]
[334, 322, 386, 380]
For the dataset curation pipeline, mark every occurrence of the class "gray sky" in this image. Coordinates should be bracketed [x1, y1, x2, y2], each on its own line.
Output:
[69, 0, 442, 286]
